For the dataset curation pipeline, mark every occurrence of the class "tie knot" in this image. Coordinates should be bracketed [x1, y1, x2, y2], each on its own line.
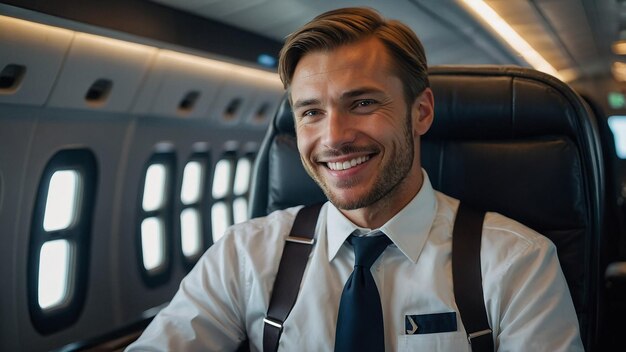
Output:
[348, 233, 391, 269]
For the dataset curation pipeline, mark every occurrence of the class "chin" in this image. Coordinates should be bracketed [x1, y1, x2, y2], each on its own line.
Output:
[327, 191, 375, 211]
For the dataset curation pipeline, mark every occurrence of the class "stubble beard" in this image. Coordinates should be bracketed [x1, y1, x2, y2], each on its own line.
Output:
[301, 113, 415, 211]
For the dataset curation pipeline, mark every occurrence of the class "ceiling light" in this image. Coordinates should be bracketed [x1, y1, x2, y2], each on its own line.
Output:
[613, 40, 626, 55]
[458, 0, 564, 81]
[612, 62, 626, 81]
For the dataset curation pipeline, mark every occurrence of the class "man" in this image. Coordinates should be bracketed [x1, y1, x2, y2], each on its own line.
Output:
[128, 7, 583, 351]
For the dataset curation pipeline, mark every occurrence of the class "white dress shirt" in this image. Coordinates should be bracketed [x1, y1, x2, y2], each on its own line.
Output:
[127, 172, 584, 352]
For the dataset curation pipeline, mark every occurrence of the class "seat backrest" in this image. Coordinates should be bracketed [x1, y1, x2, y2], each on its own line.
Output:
[583, 96, 626, 259]
[248, 65, 604, 350]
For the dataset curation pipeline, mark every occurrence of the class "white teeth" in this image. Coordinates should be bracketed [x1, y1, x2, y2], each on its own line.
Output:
[327, 156, 370, 171]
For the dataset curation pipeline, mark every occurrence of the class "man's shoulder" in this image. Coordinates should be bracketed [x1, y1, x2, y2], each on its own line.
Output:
[235, 205, 302, 229]
[435, 191, 558, 283]
[482, 211, 553, 251]
[479, 211, 559, 281]
[221, 204, 328, 250]
[434, 190, 554, 252]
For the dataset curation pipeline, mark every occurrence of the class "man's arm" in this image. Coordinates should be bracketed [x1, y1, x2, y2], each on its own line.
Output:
[126, 231, 248, 351]
[483, 218, 584, 352]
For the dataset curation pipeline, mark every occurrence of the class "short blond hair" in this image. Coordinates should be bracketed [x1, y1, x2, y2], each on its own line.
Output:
[278, 7, 429, 105]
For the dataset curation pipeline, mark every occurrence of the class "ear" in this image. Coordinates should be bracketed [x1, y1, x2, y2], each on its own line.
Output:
[411, 88, 434, 137]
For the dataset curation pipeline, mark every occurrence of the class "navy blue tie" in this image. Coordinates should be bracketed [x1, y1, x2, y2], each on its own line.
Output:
[335, 233, 391, 352]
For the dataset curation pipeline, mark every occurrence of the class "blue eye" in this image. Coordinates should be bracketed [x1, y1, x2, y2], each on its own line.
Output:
[353, 99, 378, 112]
[303, 110, 319, 117]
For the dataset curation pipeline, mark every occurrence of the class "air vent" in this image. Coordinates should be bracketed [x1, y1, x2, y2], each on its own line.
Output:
[178, 91, 200, 114]
[84, 78, 112, 105]
[223, 98, 242, 121]
[0, 64, 26, 92]
[254, 102, 270, 122]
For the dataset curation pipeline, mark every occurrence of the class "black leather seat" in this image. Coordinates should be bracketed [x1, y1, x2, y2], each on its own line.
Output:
[581, 95, 626, 349]
[249, 65, 605, 351]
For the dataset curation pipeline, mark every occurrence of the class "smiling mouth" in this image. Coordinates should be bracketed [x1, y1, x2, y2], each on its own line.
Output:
[327, 155, 371, 171]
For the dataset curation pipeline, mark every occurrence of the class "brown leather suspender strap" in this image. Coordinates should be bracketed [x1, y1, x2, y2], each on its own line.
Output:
[262, 203, 323, 352]
[452, 202, 494, 352]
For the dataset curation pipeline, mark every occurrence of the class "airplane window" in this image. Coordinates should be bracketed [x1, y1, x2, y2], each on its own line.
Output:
[211, 202, 230, 242]
[233, 197, 248, 225]
[43, 170, 80, 232]
[142, 164, 167, 211]
[233, 158, 251, 196]
[180, 208, 202, 258]
[137, 150, 175, 286]
[29, 149, 96, 334]
[181, 161, 204, 205]
[38, 239, 72, 310]
[141, 217, 165, 272]
[180, 153, 210, 266]
[212, 159, 232, 199]
[608, 116, 626, 158]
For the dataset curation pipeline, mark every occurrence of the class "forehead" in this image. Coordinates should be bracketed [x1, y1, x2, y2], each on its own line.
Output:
[290, 37, 397, 94]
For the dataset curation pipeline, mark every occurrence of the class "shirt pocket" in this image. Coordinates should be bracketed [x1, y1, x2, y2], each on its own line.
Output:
[397, 331, 471, 352]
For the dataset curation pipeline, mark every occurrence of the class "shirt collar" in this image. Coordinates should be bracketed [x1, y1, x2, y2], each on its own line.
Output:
[326, 170, 438, 263]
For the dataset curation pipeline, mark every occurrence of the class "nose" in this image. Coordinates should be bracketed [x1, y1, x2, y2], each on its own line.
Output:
[321, 109, 356, 149]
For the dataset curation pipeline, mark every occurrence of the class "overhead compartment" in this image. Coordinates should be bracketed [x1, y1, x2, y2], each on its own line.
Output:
[0, 15, 73, 106]
[132, 50, 228, 119]
[0, 14, 283, 123]
[47, 32, 157, 112]
[133, 49, 283, 126]
[242, 73, 284, 128]
[207, 65, 283, 128]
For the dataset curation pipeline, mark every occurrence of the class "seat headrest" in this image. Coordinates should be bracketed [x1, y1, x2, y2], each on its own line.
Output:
[427, 66, 587, 141]
[274, 97, 295, 134]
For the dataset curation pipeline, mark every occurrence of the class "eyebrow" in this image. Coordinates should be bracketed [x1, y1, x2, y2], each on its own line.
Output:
[292, 87, 384, 110]
[340, 87, 384, 100]
[292, 98, 320, 110]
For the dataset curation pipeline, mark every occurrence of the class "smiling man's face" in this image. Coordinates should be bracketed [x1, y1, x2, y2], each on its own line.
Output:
[290, 37, 433, 227]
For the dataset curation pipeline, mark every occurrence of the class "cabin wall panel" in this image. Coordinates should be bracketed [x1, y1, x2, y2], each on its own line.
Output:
[0, 11, 280, 349]
[0, 110, 37, 350]
[47, 33, 157, 112]
[207, 69, 283, 127]
[4, 108, 132, 351]
[115, 118, 188, 321]
[243, 79, 284, 127]
[132, 51, 227, 118]
[208, 74, 258, 124]
[0, 15, 74, 106]
[116, 117, 264, 323]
